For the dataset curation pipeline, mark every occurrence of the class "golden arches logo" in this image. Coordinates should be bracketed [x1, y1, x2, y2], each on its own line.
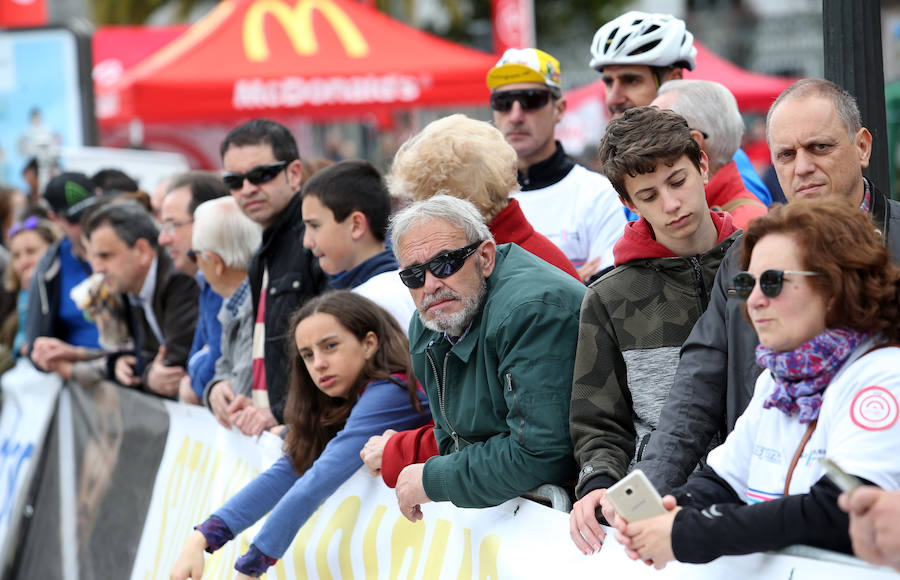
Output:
[243, 0, 370, 62]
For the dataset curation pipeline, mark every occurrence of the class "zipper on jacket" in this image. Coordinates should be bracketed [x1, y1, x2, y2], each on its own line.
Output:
[690, 256, 708, 311]
[506, 372, 525, 445]
[426, 343, 463, 452]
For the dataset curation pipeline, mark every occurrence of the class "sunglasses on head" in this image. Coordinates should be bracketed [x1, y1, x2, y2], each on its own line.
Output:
[732, 269, 821, 300]
[7, 216, 39, 240]
[222, 161, 289, 190]
[399, 241, 483, 289]
[490, 89, 553, 113]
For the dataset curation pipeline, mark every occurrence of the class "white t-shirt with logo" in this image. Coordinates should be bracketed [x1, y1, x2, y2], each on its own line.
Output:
[708, 345, 900, 502]
[511, 164, 625, 271]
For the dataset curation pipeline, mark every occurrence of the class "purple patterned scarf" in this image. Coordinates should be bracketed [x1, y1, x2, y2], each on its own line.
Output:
[756, 328, 870, 423]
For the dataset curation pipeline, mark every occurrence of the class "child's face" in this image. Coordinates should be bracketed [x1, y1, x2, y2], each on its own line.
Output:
[295, 312, 377, 399]
[302, 195, 356, 275]
[623, 153, 710, 251]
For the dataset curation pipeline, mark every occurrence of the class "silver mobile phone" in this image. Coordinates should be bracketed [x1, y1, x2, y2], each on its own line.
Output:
[818, 457, 862, 493]
[606, 469, 667, 522]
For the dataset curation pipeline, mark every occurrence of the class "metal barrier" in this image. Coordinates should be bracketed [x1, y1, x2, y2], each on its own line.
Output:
[522, 484, 572, 512]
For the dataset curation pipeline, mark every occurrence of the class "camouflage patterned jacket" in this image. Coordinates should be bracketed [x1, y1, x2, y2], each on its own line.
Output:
[570, 213, 739, 498]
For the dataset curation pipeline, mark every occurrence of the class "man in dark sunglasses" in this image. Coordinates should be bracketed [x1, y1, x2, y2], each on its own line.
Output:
[386, 195, 586, 523]
[486, 48, 626, 282]
[217, 119, 327, 433]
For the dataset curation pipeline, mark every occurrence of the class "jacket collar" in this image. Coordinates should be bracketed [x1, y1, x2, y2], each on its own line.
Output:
[612, 210, 737, 266]
[518, 141, 575, 191]
[258, 192, 301, 256]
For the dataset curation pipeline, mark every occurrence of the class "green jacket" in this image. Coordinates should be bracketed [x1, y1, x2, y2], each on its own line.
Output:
[571, 216, 739, 498]
[413, 243, 586, 507]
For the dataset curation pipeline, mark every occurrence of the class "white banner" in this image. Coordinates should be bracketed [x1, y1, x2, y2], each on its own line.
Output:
[128, 402, 898, 579]
[0, 360, 61, 564]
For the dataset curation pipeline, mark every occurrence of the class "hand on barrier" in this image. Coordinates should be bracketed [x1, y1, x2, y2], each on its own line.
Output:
[227, 395, 276, 436]
[178, 376, 201, 405]
[114, 355, 140, 387]
[147, 347, 186, 397]
[170, 530, 207, 579]
[360, 429, 397, 477]
[613, 494, 680, 570]
[839, 486, 900, 571]
[209, 380, 236, 428]
[396, 463, 430, 522]
[31, 337, 81, 369]
[569, 488, 608, 554]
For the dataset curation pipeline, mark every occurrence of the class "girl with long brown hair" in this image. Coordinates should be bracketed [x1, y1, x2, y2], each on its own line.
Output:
[171, 291, 429, 579]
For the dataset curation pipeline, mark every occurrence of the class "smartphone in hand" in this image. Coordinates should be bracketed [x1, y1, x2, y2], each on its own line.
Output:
[606, 469, 667, 522]
[818, 457, 862, 493]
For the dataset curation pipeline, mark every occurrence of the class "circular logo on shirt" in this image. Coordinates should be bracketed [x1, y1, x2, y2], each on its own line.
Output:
[850, 386, 899, 431]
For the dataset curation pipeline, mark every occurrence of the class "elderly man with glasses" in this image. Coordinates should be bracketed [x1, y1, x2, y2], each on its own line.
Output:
[386, 194, 585, 521]
[487, 48, 625, 282]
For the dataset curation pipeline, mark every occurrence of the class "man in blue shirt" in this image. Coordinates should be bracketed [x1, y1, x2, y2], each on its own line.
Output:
[27, 172, 102, 378]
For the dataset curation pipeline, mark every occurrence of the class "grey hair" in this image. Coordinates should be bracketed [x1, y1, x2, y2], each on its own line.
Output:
[657, 79, 743, 170]
[192, 196, 262, 270]
[390, 194, 494, 263]
[766, 78, 862, 142]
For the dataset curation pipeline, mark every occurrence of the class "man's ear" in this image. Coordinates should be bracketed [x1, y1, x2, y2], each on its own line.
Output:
[287, 159, 303, 191]
[665, 68, 684, 82]
[855, 128, 873, 170]
[208, 251, 226, 276]
[477, 240, 497, 277]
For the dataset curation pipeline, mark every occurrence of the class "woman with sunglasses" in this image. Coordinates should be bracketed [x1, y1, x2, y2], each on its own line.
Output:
[612, 197, 900, 568]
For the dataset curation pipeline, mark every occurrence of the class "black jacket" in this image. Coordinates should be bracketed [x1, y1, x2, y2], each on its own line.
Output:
[636, 183, 900, 491]
[247, 193, 327, 423]
[107, 250, 199, 395]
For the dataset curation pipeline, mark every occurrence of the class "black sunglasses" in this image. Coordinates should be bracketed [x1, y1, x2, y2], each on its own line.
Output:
[222, 161, 289, 190]
[490, 89, 553, 113]
[732, 269, 821, 300]
[399, 241, 482, 289]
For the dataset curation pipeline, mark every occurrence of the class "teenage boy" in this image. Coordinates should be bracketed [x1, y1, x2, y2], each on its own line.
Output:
[301, 160, 414, 329]
[567, 107, 740, 554]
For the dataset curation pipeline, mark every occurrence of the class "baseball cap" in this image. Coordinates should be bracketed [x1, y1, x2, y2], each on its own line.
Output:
[43, 172, 99, 223]
[487, 48, 562, 97]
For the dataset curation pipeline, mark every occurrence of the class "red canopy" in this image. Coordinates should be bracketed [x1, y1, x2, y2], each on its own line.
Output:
[565, 42, 795, 114]
[97, 0, 498, 126]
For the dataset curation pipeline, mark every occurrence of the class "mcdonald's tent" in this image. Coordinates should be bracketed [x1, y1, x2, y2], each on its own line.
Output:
[95, 0, 499, 127]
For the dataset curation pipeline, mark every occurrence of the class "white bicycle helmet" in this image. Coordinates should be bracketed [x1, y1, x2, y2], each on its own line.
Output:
[590, 11, 697, 72]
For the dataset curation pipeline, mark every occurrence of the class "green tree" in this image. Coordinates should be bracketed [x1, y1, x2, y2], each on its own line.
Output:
[92, 0, 206, 25]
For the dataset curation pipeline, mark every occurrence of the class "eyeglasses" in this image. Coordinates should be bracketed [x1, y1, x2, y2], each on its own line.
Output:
[186, 249, 203, 263]
[160, 218, 193, 234]
[222, 161, 289, 190]
[490, 89, 553, 113]
[7, 216, 39, 239]
[399, 241, 482, 289]
[731, 269, 821, 300]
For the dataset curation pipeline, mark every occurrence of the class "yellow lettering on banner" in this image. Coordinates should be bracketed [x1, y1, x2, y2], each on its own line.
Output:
[422, 518, 452, 578]
[316, 496, 361, 579]
[390, 515, 425, 579]
[479, 535, 500, 580]
[291, 507, 321, 576]
[147, 436, 191, 580]
[363, 505, 387, 579]
[243, 0, 369, 62]
[456, 528, 472, 580]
